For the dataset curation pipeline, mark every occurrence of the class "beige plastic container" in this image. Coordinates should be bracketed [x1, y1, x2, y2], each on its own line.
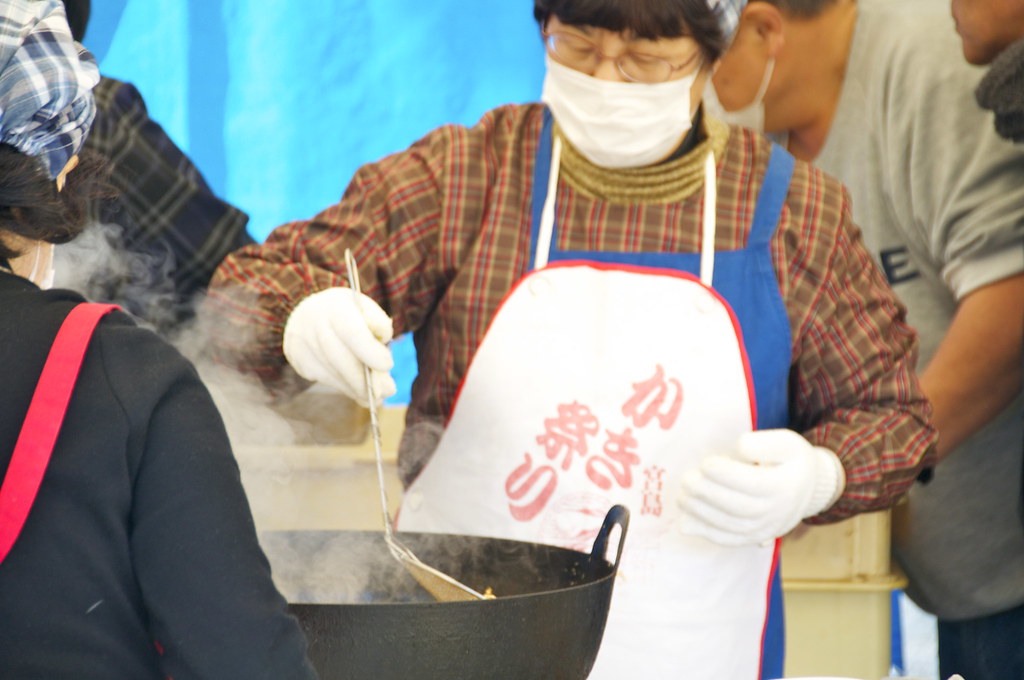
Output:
[782, 511, 893, 581]
[780, 512, 902, 679]
[236, 407, 405, 533]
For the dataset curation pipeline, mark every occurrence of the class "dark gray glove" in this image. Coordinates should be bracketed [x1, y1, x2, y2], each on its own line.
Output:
[976, 37, 1024, 142]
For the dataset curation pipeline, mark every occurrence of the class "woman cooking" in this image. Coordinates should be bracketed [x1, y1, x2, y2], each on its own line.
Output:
[205, 0, 937, 677]
[0, 1, 317, 677]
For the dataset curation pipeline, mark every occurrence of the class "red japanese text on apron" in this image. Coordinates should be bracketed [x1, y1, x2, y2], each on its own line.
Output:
[397, 114, 802, 676]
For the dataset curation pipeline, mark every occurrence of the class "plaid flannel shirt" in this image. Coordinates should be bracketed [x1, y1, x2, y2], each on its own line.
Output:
[83, 76, 252, 330]
[206, 103, 937, 522]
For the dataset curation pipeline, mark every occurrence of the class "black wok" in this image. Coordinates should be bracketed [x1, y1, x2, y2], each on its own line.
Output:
[259, 505, 628, 680]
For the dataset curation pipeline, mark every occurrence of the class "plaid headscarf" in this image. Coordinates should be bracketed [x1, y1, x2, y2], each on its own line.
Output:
[709, 0, 749, 44]
[0, 0, 97, 179]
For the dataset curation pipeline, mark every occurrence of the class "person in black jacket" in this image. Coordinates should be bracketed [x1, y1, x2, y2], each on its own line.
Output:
[0, 2, 318, 678]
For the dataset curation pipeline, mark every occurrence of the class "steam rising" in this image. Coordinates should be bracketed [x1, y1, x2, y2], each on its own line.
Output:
[52, 227, 580, 606]
[54, 220, 357, 450]
[54, 221, 179, 333]
[259, 531, 433, 604]
[53, 224, 422, 601]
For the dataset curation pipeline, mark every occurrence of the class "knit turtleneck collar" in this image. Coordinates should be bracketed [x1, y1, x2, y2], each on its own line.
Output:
[976, 36, 1024, 143]
[554, 110, 731, 205]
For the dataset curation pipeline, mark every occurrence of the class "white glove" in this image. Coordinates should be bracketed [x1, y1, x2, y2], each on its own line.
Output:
[282, 287, 396, 406]
[677, 429, 845, 547]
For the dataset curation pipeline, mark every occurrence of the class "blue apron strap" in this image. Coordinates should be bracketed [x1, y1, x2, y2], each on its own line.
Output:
[744, 143, 794, 680]
[528, 108, 555, 271]
[748, 144, 795, 248]
[762, 564, 785, 679]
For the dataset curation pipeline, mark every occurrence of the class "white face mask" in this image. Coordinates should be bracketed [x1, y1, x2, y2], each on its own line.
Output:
[28, 242, 56, 289]
[541, 54, 699, 168]
[703, 57, 774, 132]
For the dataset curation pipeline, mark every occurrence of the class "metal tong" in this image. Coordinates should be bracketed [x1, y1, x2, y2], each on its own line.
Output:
[343, 249, 490, 602]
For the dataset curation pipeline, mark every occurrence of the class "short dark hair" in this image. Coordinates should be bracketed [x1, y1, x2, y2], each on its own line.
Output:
[60, 0, 91, 43]
[533, 0, 727, 62]
[0, 145, 110, 260]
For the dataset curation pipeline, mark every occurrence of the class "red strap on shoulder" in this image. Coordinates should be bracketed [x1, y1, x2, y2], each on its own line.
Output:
[0, 303, 118, 565]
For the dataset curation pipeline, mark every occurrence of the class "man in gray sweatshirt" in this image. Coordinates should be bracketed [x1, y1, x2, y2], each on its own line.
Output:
[707, 1, 1024, 678]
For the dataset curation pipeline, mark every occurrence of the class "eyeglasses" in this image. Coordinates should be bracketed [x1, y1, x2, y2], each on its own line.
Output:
[543, 30, 702, 84]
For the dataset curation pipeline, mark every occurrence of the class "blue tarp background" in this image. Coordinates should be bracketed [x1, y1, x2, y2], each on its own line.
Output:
[85, 1, 545, 238]
[83, 1, 547, 402]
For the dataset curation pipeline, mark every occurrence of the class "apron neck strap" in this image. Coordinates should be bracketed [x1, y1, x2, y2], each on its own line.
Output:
[747, 144, 795, 248]
[530, 109, 719, 284]
[529, 109, 555, 271]
[534, 135, 562, 271]
[699, 152, 717, 287]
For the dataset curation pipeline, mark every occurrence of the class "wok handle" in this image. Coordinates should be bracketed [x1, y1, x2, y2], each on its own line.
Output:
[589, 504, 629, 570]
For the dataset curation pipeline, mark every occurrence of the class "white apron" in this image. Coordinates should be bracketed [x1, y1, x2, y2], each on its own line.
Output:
[399, 114, 795, 679]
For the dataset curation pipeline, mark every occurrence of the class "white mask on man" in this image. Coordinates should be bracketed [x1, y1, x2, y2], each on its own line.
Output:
[704, 57, 775, 132]
[541, 54, 699, 169]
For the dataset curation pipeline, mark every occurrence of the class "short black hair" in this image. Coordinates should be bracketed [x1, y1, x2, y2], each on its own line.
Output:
[60, 0, 90, 43]
[533, 0, 727, 62]
[0, 145, 110, 260]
